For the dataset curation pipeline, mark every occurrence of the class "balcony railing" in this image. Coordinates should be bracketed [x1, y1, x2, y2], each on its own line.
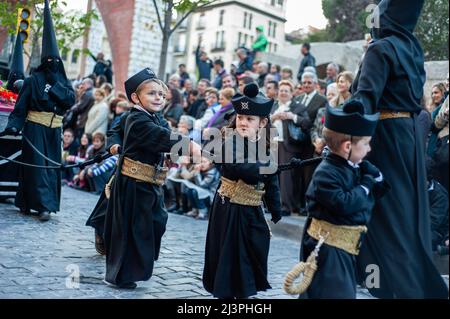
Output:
[211, 42, 226, 52]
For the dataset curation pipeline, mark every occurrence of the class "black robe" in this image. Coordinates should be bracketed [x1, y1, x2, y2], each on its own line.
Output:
[203, 137, 282, 298]
[85, 111, 129, 237]
[103, 108, 188, 285]
[85, 112, 171, 238]
[350, 9, 448, 297]
[299, 153, 389, 299]
[6, 72, 75, 212]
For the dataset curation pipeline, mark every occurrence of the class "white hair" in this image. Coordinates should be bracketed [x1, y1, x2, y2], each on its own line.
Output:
[301, 71, 318, 83]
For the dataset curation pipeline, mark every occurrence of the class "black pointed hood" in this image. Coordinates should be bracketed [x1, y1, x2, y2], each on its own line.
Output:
[377, 0, 424, 33]
[6, 33, 25, 91]
[371, 0, 425, 100]
[41, 0, 60, 62]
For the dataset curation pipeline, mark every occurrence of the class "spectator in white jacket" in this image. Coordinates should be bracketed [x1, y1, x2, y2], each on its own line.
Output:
[84, 88, 109, 136]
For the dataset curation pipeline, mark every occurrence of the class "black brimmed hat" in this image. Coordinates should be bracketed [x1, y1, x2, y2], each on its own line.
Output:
[124, 68, 157, 101]
[231, 83, 273, 117]
[325, 102, 379, 137]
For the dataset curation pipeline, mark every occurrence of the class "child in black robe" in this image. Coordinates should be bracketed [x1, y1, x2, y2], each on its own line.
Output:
[103, 68, 200, 289]
[203, 83, 282, 298]
[299, 104, 389, 299]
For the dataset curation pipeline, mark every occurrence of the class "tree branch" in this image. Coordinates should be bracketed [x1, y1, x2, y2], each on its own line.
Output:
[152, 0, 164, 31]
[169, 0, 219, 36]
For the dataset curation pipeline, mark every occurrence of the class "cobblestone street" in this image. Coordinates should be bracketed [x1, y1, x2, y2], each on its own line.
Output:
[0, 186, 376, 299]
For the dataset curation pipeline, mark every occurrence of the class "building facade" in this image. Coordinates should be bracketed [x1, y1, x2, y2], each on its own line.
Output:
[171, 0, 287, 80]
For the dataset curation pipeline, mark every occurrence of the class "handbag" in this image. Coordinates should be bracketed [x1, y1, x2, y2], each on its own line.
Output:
[287, 120, 308, 143]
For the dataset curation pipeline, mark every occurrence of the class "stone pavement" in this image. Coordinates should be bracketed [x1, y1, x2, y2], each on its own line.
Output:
[0, 186, 377, 299]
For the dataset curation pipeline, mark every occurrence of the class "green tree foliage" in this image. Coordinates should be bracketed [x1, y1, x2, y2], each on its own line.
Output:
[415, 0, 449, 61]
[0, 0, 98, 68]
[152, 0, 218, 78]
[321, 0, 376, 42]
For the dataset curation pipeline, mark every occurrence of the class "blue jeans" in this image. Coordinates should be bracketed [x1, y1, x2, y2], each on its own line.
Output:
[186, 188, 208, 211]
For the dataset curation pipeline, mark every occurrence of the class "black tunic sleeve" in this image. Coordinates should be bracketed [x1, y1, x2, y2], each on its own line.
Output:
[106, 113, 127, 150]
[351, 42, 391, 114]
[48, 80, 76, 110]
[128, 115, 189, 154]
[6, 77, 32, 131]
[263, 174, 282, 221]
[312, 169, 374, 216]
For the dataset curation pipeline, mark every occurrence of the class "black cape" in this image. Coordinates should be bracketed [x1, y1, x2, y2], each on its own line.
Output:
[103, 108, 188, 285]
[6, 71, 75, 212]
[203, 136, 282, 298]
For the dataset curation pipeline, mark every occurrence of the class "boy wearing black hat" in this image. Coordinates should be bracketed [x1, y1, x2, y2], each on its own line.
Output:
[298, 104, 389, 299]
[203, 83, 282, 299]
[103, 68, 201, 289]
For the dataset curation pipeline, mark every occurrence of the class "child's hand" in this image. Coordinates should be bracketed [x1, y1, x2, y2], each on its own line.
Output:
[360, 174, 375, 191]
[360, 160, 381, 179]
[66, 155, 75, 162]
[87, 168, 93, 177]
[109, 144, 121, 155]
[271, 212, 282, 224]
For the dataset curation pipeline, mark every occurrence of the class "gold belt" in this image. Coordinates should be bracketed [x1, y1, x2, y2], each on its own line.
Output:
[26, 111, 63, 128]
[121, 157, 168, 186]
[379, 110, 412, 121]
[218, 176, 265, 206]
[307, 218, 367, 255]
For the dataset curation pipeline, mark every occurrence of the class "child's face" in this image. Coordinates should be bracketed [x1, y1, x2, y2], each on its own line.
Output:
[236, 114, 266, 139]
[93, 137, 104, 150]
[349, 136, 372, 164]
[177, 121, 189, 134]
[326, 87, 338, 102]
[81, 134, 89, 146]
[199, 157, 212, 171]
[63, 131, 74, 145]
[133, 81, 166, 112]
[94, 91, 104, 102]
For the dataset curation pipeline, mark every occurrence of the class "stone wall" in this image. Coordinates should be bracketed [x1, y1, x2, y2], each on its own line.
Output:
[128, 0, 163, 78]
[424, 60, 449, 106]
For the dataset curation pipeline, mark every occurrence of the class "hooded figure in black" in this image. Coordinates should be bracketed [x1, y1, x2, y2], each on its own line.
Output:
[6, 32, 25, 92]
[348, 0, 448, 298]
[203, 83, 282, 299]
[1, 0, 75, 221]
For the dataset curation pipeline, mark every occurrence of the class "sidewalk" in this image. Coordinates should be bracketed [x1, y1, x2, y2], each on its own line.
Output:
[267, 214, 449, 276]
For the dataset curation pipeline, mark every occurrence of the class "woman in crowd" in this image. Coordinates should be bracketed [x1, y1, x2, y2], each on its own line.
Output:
[330, 71, 354, 108]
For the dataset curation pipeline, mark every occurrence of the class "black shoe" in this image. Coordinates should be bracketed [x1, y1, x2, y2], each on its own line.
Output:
[38, 211, 51, 221]
[167, 204, 179, 212]
[173, 208, 187, 215]
[19, 208, 31, 215]
[119, 282, 137, 289]
[103, 279, 136, 289]
[95, 231, 106, 255]
[280, 210, 291, 216]
[299, 208, 308, 216]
